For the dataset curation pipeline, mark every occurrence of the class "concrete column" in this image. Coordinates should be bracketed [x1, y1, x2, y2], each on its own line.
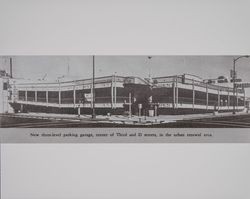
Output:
[176, 77, 178, 109]
[114, 75, 117, 109]
[172, 81, 175, 109]
[243, 89, 246, 108]
[35, 91, 37, 102]
[218, 90, 220, 111]
[73, 84, 76, 107]
[206, 84, 208, 110]
[228, 90, 230, 110]
[129, 92, 132, 118]
[46, 90, 48, 105]
[59, 83, 61, 106]
[192, 80, 195, 110]
[25, 90, 27, 101]
[111, 76, 114, 109]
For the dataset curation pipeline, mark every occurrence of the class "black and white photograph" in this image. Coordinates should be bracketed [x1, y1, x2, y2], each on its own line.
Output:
[1, 55, 250, 128]
[1, 0, 250, 199]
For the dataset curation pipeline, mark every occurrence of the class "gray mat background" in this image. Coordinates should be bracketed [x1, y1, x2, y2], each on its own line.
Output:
[1, 0, 250, 199]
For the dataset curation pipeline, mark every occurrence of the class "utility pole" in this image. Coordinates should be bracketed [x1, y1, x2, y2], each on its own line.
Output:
[67, 57, 70, 77]
[92, 55, 96, 119]
[232, 55, 249, 114]
[10, 57, 13, 78]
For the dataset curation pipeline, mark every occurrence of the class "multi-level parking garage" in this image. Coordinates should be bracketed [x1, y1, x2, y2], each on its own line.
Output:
[151, 74, 245, 115]
[8, 74, 246, 116]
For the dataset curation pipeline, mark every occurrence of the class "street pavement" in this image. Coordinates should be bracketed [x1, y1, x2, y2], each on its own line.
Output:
[1, 111, 250, 128]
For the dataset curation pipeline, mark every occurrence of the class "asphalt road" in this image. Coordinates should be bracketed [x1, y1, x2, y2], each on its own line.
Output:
[158, 114, 250, 128]
[1, 114, 250, 128]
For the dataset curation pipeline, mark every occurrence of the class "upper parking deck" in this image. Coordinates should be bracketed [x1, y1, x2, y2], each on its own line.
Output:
[153, 74, 244, 93]
[10, 75, 149, 91]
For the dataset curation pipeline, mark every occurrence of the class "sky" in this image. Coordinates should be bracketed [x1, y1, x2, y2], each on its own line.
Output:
[1, 55, 250, 95]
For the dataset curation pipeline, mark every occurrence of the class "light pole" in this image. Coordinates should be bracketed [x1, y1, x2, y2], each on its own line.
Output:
[232, 55, 250, 114]
[147, 56, 152, 82]
[147, 56, 154, 117]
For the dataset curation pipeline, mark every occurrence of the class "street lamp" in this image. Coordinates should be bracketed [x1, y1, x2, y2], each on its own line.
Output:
[232, 55, 250, 114]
